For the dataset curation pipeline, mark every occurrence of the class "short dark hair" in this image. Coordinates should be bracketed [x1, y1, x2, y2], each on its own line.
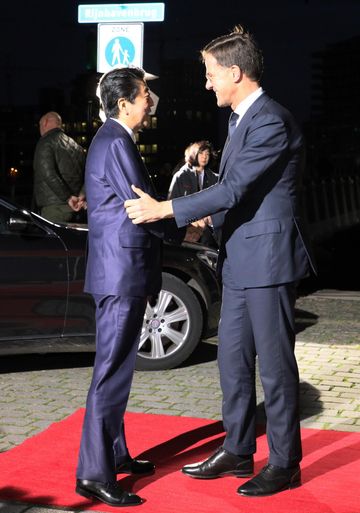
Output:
[99, 67, 146, 118]
[201, 25, 263, 82]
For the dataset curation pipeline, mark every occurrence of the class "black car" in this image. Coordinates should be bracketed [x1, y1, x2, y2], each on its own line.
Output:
[0, 197, 221, 370]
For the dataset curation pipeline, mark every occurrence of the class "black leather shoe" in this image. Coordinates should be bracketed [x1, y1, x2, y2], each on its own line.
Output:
[181, 447, 254, 479]
[237, 463, 301, 497]
[116, 458, 155, 475]
[75, 479, 143, 507]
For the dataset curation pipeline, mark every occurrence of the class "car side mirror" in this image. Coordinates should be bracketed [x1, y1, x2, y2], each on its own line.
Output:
[8, 216, 30, 232]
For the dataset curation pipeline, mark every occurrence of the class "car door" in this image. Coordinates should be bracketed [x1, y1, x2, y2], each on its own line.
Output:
[0, 202, 68, 340]
[63, 228, 96, 337]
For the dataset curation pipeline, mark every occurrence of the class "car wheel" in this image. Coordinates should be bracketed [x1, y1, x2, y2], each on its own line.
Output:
[135, 272, 203, 371]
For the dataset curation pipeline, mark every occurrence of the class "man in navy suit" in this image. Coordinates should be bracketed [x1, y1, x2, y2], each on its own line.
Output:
[125, 26, 316, 498]
[75, 67, 181, 507]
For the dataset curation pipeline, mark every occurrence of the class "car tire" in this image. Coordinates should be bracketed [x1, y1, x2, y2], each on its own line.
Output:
[135, 272, 203, 371]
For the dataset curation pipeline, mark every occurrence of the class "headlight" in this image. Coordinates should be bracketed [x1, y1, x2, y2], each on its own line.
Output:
[197, 249, 218, 271]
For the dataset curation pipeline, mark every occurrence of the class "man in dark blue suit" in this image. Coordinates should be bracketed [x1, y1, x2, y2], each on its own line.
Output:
[75, 67, 181, 507]
[125, 26, 316, 498]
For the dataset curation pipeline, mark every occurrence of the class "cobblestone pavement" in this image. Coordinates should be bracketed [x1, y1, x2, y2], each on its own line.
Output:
[0, 290, 359, 512]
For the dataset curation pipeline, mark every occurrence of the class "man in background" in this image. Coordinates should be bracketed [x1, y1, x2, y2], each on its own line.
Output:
[33, 111, 86, 222]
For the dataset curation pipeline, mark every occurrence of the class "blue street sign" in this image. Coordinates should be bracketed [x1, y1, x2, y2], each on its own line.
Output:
[78, 3, 165, 23]
[97, 23, 143, 72]
[106, 36, 135, 67]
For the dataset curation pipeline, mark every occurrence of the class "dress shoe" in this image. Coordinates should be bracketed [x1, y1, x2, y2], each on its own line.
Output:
[237, 463, 301, 497]
[75, 479, 143, 507]
[182, 447, 254, 479]
[116, 457, 155, 475]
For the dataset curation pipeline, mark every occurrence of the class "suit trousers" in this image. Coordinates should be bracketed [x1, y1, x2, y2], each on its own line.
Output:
[218, 261, 302, 468]
[76, 294, 147, 483]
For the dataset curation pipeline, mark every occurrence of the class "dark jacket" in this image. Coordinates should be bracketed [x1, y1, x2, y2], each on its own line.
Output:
[168, 165, 219, 247]
[33, 128, 85, 208]
[168, 165, 218, 199]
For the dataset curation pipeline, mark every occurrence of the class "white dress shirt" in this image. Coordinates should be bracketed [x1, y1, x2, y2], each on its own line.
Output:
[233, 87, 264, 127]
[111, 117, 136, 143]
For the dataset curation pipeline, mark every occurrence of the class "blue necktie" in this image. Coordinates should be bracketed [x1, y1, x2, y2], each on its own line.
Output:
[228, 112, 239, 139]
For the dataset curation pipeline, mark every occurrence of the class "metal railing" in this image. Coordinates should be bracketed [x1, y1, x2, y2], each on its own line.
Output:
[302, 175, 360, 241]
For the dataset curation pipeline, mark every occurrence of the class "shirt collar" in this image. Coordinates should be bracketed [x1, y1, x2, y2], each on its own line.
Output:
[233, 87, 264, 126]
[111, 117, 136, 143]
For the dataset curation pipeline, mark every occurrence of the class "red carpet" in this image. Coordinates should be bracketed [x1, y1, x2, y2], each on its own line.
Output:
[0, 409, 359, 512]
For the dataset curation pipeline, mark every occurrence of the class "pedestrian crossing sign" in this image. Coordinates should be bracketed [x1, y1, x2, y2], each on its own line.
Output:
[97, 23, 144, 72]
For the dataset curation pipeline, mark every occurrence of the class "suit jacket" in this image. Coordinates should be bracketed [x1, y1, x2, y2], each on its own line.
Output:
[168, 165, 218, 199]
[172, 93, 316, 288]
[84, 118, 176, 296]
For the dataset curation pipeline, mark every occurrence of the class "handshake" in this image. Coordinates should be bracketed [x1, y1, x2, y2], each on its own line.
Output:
[68, 194, 87, 212]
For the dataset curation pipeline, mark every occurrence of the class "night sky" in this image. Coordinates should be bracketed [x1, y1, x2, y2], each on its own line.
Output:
[1, 0, 360, 123]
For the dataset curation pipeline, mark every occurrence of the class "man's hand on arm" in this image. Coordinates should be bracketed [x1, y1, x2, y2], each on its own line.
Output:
[124, 185, 174, 224]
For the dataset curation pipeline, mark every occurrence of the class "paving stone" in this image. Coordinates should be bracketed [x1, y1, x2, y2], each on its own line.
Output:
[320, 396, 353, 404]
[338, 410, 360, 418]
[129, 394, 169, 402]
[340, 392, 360, 398]
[1, 425, 34, 436]
[316, 390, 340, 397]
[314, 415, 356, 424]
[331, 386, 357, 392]
[327, 424, 360, 432]
[134, 400, 174, 409]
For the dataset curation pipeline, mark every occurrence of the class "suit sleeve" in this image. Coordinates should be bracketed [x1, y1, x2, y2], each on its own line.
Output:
[104, 137, 151, 199]
[172, 114, 289, 227]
